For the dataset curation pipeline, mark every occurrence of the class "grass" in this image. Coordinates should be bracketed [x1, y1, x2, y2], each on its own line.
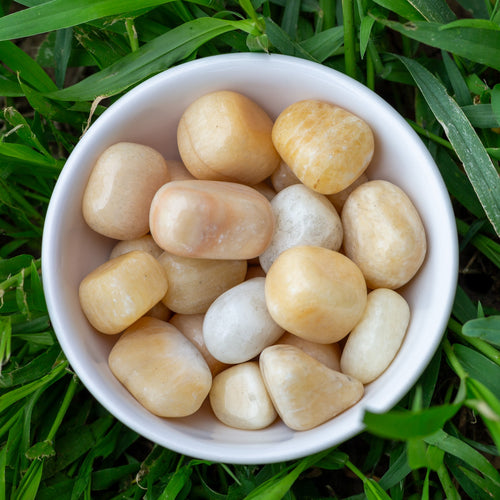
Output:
[1, 0, 499, 498]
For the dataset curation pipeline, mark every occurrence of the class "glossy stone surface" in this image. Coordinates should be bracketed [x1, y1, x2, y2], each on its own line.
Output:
[149, 180, 275, 260]
[342, 180, 427, 289]
[260, 345, 364, 431]
[108, 317, 212, 417]
[209, 362, 277, 430]
[109, 234, 163, 259]
[79, 250, 168, 334]
[341, 288, 410, 383]
[82, 142, 169, 240]
[272, 100, 374, 194]
[177, 90, 280, 185]
[265, 246, 367, 343]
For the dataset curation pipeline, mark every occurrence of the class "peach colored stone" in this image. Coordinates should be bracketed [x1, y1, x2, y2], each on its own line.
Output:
[79, 250, 168, 335]
[82, 142, 169, 240]
[109, 317, 211, 417]
[272, 100, 374, 194]
[177, 90, 280, 185]
[157, 251, 247, 314]
[149, 180, 274, 260]
[260, 345, 364, 431]
[342, 180, 427, 289]
[275, 332, 341, 371]
[110, 234, 163, 260]
[169, 313, 229, 376]
[265, 246, 367, 343]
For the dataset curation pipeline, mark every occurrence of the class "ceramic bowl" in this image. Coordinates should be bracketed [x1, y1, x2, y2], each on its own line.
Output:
[42, 53, 458, 464]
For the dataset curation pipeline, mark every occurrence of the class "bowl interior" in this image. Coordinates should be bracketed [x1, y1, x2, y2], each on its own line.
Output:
[42, 53, 458, 464]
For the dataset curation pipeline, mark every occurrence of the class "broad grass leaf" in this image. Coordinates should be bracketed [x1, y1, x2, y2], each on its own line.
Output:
[462, 316, 500, 347]
[378, 447, 412, 490]
[47, 17, 245, 101]
[363, 404, 461, 440]
[25, 440, 56, 460]
[453, 344, 500, 399]
[11, 460, 43, 500]
[492, 84, 500, 124]
[407, 0, 456, 23]
[0, 41, 56, 92]
[91, 463, 140, 491]
[379, 20, 500, 72]
[371, 0, 424, 21]
[0, 255, 33, 279]
[299, 26, 344, 62]
[0, 0, 176, 41]
[425, 429, 500, 487]
[264, 17, 317, 61]
[364, 478, 392, 500]
[281, 0, 301, 38]
[54, 27, 73, 88]
[455, 219, 500, 268]
[441, 51, 471, 106]
[399, 56, 500, 236]
[439, 19, 500, 31]
[360, 15, 377, 58]
[453, 0, 490, 19]
[462, 104, 500, 128]
[0, 76, 23, 97]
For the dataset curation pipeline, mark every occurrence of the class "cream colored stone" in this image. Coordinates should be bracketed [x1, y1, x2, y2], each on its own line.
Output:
[342, 180, 427, 289]
[177, 90, 280, 185]
[203, 277, 284, 364]
[149, 180, 274, 260]
[265, 246, 367, 343]
[170, 313, 229, 376]
[79, 250, 168, 334]
[272, 100, 374, 194]
[209, 362, 277, 429]
[108, 317, 212, 417]
[341, 288, 410, 383]
[275, 332, 341, 371]
[259, 184, 343, 272]
[110, 234, 163, 259]
[82, 142, 169, 240]
[270, 161, 300, 192]
[157, 251, 247, 314]
[327, 173, 368, 213]
[260, 345, 364, 431]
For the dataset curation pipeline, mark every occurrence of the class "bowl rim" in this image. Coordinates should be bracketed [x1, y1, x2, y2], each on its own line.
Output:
[41, 52, 459, 464]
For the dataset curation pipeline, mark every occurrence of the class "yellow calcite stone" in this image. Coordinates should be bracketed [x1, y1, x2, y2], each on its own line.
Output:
[79, 250, 168, 334]
[265, 246, 367, 343]
[342, 180, 427, 289]
[272, 100, 374, 194]
[169, 313, 229, 376]
[110, 234, 163, 260]
[82, 142, 170, 240]
[260, 345, 364, 431]
[109, 317, 212, 417]
[157, 251, 247, 314]
[149, 180, 275, 260]
[177, 90, 280, 185]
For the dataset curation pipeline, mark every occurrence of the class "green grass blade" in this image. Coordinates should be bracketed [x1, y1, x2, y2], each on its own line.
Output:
[441, 51, 471, 106]
[298, 26, 344, 62]
[0, 0, 176, 41]
[379, 20, 500, 71]
[363, 404, 461, 440]
[407, 0, 456, 23]
[281, 0, 300, 39]
[462, 316, 500, 347]
[372, 0, 425, 21]
[462, 104, 500, 128]
[0, 41, 56, 92]
[54, 27, 73, 88]
[399, 56, 500, 236]
[47, 17, 246, 101]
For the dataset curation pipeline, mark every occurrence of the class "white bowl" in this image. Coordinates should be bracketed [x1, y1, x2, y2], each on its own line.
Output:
[42, 53, 458, 464]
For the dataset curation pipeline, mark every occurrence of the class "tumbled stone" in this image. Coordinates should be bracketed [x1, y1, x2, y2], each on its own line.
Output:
[209, 362, 277, 429]
[326, 173, 368, 213]
[79, 250, 168, 334]
[270, 161, 300, 192]
[108, 317, 212, 417]
[177, 90, 280, 185]
[342, 180, 427, 289]
[260, 344, 364, 431]
[149, 180, 274, 260]
[259, 184, 343, 272]
[265, 246, 367, 343]
[157, 251, 247, 314]
[203, 277, 284, 364]
[341, 288, 410, 383]
[272, 100, 374, 194]
[169, 313, 229, 376]
[275, 332, 341, 371]
[82, 142, 169, 240]
[110, 234, 163, 260]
